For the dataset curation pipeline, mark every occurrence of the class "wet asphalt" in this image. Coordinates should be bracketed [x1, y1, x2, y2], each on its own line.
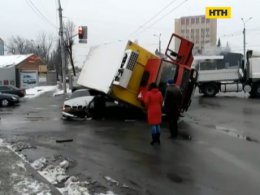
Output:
[0, 91, 260, 195]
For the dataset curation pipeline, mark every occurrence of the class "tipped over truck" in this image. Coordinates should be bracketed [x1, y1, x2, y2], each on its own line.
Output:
[77, 34, 198, 118]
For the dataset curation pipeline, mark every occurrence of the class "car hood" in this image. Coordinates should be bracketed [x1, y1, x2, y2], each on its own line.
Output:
[64, 96, 94, 107]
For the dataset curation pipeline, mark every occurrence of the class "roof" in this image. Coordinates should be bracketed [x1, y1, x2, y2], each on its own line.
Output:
[0, 54, 33, 68]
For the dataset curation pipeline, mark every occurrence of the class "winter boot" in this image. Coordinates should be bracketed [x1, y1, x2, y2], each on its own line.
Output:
[157, 133, 161, 144]
[150, 134, 156, 145]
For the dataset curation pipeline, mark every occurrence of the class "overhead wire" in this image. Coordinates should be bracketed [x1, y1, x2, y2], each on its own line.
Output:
[134, 0, 189, 37]
[128, 0, 178, 37]
[25, 0, 58, 29]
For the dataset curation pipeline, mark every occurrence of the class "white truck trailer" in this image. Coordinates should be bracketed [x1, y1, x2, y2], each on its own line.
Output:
[195, 51, 260, 97]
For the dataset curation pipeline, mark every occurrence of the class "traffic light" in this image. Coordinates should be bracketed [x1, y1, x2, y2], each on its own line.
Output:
[78, 26, 88, 43]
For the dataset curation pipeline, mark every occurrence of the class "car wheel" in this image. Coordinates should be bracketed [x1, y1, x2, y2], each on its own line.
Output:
[1, 99, 10, 107]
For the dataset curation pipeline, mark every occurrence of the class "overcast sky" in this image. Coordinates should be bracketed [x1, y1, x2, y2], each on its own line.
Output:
[1, 0, 260, 66]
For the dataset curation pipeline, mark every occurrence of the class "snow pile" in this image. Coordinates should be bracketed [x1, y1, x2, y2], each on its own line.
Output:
[53, 87, 72, 96]
[104, 176, 119, 186]
[13, 175, 52, 195]
[39, 161, 69, 184]
[31, 157, 48, 170]
[58, 176, 90, 195]
[11, 142, 36, 152]
[25, 86, 57, 99]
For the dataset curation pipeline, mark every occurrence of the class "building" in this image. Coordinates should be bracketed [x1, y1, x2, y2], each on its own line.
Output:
[0, 54, 48, 88]
[175, 15, 217, 54]
[0, 38, 4, 55]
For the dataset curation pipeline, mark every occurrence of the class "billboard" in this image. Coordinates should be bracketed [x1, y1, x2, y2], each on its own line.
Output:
[20, 71, 38, 89]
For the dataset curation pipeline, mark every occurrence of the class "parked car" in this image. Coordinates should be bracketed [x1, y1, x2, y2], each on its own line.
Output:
[0, 86, 26, 97]
[62, 89, 95, 119]
[0, 92, 20, 107]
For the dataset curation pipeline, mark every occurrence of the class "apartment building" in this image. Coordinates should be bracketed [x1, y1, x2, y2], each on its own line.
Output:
[175, 15, 217, 54]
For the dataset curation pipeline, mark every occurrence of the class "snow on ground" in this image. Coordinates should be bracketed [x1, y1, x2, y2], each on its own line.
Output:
[53, 87, 72, 96]
[1, 138, 117, 195]
[24, 85, 73, 98]
[0, 138, 52, 195]
[25, 86, 58, 99]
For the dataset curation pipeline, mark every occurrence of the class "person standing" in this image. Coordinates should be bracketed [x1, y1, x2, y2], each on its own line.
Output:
[164, 80, 182, 138]
[144, 83, 163, 145]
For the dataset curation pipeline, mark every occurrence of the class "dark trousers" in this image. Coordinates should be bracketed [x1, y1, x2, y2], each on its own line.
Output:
[168, 113, 178, 137]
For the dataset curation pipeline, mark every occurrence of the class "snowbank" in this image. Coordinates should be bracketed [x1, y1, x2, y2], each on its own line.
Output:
[25, 86, 58, 99]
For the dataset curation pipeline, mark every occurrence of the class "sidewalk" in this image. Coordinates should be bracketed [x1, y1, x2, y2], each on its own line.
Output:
[0, 145, 61, 195]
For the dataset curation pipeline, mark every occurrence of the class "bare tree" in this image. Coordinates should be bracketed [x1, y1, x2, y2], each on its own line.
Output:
[7, 36, 28, 54]
[64, 20, 76, 76]
[7, 33, 55, 70]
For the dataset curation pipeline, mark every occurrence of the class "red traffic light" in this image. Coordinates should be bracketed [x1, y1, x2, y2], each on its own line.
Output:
[78, 26, 84, 39]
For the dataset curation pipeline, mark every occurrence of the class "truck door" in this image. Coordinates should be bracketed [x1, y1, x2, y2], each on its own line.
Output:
[165, 33, 194, 68]
[164, 33, 196, 112]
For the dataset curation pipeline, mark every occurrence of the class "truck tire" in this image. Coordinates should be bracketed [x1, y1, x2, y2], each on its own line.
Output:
[251, 83, 260, 98]
[203, 84, 218, 97]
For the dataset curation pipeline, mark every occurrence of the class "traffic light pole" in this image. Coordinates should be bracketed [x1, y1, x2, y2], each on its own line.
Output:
[57, 0, 67, 94]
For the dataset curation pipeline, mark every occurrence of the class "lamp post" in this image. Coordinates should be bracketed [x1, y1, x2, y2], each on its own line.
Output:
[153, 33, 161, 54]
[241, 17, 252, 63]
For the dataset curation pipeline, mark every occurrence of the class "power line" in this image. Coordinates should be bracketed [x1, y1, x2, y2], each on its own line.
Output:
[25, 0, 58, 29]
[128, 0, 178, 37]
[132, 0, 189, 37]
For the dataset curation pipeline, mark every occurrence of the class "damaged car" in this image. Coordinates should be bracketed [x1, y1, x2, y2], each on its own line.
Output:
[62, 89, 95, 119]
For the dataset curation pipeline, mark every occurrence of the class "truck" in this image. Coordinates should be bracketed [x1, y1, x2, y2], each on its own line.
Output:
[195, 50, 260, 98]
[77, 33, 198, 117]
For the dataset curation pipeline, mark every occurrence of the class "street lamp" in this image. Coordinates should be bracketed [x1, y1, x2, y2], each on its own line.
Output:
[241, 17, 252, 63]
[153, 33, 161, 54]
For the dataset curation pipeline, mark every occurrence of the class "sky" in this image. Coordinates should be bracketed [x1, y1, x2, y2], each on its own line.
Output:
[1, 0, 260, 67]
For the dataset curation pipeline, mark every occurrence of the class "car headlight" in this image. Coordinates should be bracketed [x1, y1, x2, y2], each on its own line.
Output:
[11, 96, 17, 100]
[63, 105, 71, 111]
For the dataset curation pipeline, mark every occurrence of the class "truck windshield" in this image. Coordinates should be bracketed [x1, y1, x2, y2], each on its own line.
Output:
[157, 60, 178, 96]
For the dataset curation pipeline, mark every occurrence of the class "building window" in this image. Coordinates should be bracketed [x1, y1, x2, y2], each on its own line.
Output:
[186, 29, 189, 34]
[186, 18, 189, 25]
[206, 28, 210, 37]
[201, 16, 205, 23]
[3, 80, 9, 85]
[206, 19, 210, 23]
[196, 17, 200, 24]
[181, 18, 185, 25]
[181, 29, 185, 34]
[191, 18, 195, 24]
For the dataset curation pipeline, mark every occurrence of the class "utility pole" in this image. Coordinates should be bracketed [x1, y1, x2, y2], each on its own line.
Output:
[57, 0, 67, 94]
[154, 33, 161, 54]
[241, 17, 252, 65]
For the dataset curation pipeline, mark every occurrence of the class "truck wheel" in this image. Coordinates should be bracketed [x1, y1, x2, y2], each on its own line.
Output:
[203, 84, 218, 97]
[252, 83, 260, 98]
